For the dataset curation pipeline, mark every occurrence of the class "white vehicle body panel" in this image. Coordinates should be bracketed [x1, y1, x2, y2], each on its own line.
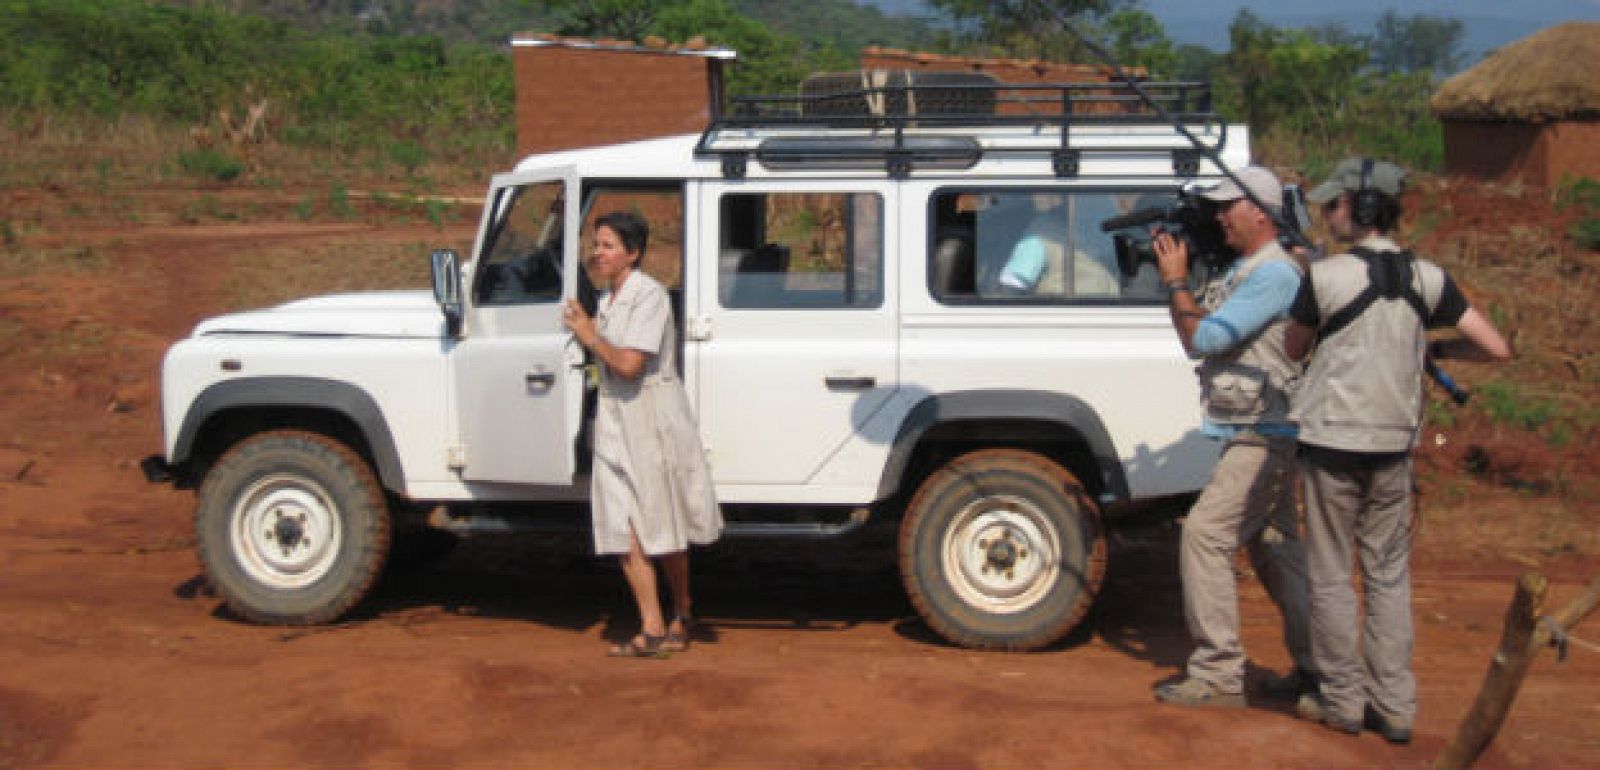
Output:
[157, 122, 1252, 507]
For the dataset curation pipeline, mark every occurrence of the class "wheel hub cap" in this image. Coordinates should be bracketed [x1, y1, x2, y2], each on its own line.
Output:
[230, 474, 343, 589]
[942, 495, 1061, 614]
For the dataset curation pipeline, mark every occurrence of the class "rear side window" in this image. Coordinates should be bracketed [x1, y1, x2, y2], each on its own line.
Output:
[717, 192, 883, 309]
[928, 188, 1172, 304]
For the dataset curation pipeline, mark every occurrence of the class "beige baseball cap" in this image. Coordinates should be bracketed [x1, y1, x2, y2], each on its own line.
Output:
[1200, 165, 1283, 212]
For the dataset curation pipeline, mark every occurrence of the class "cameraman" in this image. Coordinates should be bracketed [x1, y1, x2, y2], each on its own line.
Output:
[1151, 166, 1316, 707]
[1285, 159, 1510, 742]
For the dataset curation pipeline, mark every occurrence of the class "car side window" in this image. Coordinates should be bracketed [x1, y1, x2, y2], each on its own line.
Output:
[717, 192, 883, 309]
[928, 188, 1169, 304]
[475, 180, 564, 305]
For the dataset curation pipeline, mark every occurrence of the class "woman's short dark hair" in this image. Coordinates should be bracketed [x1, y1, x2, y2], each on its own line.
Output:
[595, 210, 649, 256]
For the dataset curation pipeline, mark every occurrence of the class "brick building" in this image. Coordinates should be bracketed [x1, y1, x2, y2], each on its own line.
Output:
[510, 33, 734, 158]
[510, 39, 1150, 159]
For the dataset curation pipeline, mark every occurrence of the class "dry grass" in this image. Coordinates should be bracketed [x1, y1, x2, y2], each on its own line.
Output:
[221, 240, 435, 311]
[1401, 176, 1600, 559]
[1430, 22, 1600, 121]
[0, 110, 506, 193]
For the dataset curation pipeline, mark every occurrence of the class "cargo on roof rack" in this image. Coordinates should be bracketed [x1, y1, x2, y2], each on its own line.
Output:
[696, 79, 1227, 179]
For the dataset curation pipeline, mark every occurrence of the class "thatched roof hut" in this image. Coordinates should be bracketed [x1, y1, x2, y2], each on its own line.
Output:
[1431, 22, 1600, 122]
[1431, 22, 1600, 185]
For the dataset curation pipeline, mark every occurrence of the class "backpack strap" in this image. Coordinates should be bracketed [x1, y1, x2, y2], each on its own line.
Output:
[1317, 247, 1430, 339]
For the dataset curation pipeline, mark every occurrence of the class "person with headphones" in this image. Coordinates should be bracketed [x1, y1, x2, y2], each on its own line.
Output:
[1284, 158, 1511, 742]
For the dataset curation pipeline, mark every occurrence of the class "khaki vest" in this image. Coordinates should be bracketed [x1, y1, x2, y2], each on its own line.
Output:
[1195, 241, 1304, 426]
[1290, 236, 1449, 453]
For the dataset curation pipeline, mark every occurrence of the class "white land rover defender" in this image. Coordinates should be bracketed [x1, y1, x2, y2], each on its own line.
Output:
[144, 80, 1249, 650]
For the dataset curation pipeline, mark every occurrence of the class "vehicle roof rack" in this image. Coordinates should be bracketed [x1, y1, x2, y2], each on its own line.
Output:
[696, 79, 1227, 180]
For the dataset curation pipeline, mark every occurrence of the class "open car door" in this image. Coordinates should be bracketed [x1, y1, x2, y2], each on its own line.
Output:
[450, 166, 584, 484]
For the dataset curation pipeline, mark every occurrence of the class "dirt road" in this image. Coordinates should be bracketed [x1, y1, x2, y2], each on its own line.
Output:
[1, 189, 1596, 768]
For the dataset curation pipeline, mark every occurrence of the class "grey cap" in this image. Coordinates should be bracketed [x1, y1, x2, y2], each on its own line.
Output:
[1201, 166, 1283, 212]
[1308, 157, 1407, 204]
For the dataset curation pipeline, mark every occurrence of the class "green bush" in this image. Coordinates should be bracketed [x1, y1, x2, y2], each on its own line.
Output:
[1476, 380, 1560, 432]
[1555, 176, 1600, 212]
[386, 141, 429, 176]
[1, 0, 515, 158]
[177, 148, 244, 182]
[1572, 219, 1600, 251]
[327, 183, 355, 220]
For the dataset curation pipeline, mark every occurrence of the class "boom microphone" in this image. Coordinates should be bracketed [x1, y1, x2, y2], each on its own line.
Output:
[1099, 206, 1172, 232]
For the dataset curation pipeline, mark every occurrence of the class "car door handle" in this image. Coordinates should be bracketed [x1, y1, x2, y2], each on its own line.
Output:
[825, 375, 876, 390]
[526, 372, 556, 387]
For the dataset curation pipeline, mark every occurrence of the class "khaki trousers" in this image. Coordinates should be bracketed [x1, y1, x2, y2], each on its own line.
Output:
[1181, 432, 1313, 693]
[1300, 445, 1417, 726]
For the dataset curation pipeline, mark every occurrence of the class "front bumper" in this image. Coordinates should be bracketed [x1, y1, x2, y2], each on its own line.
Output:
[140, 455, 174, 484]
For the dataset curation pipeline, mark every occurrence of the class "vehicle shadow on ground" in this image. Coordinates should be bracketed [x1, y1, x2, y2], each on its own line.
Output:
[168, 515, 1219, 668]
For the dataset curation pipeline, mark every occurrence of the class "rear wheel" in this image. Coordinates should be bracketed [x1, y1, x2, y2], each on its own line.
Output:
[195, 430, 390, 625]
[899, 448, 1106, 650]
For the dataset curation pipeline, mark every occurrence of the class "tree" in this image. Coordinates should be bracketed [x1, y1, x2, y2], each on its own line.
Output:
[1104, 8, 1175, 78]
[552, 0, 663, 40]
[654, 0, 811, 96]
[1370, 11, 1463, 75]
[926, 0, 1130, 61]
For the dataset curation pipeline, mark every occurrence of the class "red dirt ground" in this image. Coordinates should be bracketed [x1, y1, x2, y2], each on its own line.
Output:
[0, 182, 1596, 769]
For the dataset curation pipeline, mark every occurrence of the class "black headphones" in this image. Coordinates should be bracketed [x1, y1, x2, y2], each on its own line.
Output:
[1352, 157, 1384, 228]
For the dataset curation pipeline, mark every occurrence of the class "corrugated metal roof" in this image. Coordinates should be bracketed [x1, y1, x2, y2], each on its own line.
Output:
[511, 32, 737, 60]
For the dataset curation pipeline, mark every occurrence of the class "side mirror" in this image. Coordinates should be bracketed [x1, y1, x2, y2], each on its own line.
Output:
[430, 248, 463, 337]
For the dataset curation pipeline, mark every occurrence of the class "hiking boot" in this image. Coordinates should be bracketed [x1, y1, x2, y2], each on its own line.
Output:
[1258, 667, 1319, 699]
[1155, 677, 1245, 708]
[1364, 707, 1413, 745]
[1296, 693, 1361, 735]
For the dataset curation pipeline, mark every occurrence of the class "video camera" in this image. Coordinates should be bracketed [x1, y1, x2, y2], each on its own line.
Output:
[1099, 181, 1314, 279]
[1099, 183, 1232, 279]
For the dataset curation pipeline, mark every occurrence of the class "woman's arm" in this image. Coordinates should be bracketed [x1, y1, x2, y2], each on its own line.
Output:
[563, 299, 649, 380]
[1432, 307, 1512, 363]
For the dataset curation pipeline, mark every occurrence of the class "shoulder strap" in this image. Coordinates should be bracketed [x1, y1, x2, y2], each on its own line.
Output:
[1318, 247, 1429, 339]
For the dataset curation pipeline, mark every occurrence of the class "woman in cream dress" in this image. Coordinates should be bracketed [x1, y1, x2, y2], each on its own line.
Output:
[562, 211, 722, 657]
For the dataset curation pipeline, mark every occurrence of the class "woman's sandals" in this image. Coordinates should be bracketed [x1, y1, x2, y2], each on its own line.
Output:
[607, 633, 669, 659]
[662, 614, 695, 653]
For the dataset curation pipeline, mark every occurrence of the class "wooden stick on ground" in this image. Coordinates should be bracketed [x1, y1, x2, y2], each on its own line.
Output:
[1436, 574, 1600, 770]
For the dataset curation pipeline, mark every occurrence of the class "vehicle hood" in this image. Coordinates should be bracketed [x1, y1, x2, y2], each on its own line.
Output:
[192, 291, 446, 338]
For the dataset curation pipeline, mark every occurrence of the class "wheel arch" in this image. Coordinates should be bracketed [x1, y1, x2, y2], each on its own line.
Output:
[172, 377, 405, 493]
[876, 389, 1129, 506]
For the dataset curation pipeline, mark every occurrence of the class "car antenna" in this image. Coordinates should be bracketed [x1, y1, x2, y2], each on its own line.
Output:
[1028, 0, 1312, 251]
[1032, 1, 1472, 402]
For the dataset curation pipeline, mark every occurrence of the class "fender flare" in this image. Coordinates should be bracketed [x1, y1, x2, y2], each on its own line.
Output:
[876, 389, 1129, 504]
[173, 377, 405, 492]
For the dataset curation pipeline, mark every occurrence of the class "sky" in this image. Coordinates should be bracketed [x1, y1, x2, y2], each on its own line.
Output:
[864, 0, 1600, 63]
[1141, 0, 1600, 60]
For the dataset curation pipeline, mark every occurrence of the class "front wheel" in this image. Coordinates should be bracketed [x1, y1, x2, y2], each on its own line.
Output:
[195, 430, 391, 625]
[899, 448, 1106, 650]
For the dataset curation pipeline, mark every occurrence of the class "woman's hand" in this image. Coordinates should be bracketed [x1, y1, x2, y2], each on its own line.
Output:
[563, 298, 647, 380]
[563, 299, 597, 348]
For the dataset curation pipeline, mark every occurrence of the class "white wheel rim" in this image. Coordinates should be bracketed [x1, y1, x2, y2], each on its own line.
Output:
[940, 494, 1061, 614]
[230, 473, 343, 589]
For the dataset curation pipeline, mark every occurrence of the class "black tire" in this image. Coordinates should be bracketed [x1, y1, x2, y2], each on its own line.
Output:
[195, 430, 391, 625]
[899, 448, 1106, 651]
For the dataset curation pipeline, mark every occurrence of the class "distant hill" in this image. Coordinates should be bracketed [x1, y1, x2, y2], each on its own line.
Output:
[855, 0, 1599, 69]
[163, 0, 939, 52]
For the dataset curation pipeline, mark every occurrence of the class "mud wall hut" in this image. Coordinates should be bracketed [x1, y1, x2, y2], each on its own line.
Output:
[1430, 22, 1600, 186]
